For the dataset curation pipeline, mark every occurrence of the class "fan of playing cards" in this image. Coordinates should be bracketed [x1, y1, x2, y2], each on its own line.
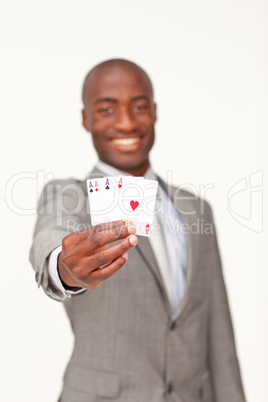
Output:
[87, 176, 158, 237]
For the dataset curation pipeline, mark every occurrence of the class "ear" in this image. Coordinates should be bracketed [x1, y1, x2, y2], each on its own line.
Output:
[82, 109, 91, 132]
[153, 102, 157, 122]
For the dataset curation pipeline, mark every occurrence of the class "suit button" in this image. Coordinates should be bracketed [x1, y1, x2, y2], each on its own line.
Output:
[35, 272, 39, 282]
[170, 321, 176, 331]
[167, 383, 173, 394]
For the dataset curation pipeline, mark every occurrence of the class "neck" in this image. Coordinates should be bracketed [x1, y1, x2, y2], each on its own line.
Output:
[123, 161, 150, 177]
[99, 159, 150, 177]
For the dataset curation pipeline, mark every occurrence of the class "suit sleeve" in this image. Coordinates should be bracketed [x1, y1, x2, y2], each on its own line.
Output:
[206, 203, 246, 402]
[29, 179, 87, 302]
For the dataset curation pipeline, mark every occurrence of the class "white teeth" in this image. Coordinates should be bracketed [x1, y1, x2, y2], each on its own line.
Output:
[112, 137, 140, 145]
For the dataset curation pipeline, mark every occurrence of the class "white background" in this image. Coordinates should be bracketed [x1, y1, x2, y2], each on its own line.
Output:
[1, 1, 267, 401]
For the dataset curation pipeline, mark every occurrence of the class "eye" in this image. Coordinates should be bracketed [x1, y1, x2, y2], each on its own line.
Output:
[97, 107, 114, 114]
[133, 104, 149, 112]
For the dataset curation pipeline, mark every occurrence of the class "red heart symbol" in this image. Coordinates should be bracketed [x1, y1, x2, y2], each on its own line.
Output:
[130, 200, 139, 211]
[118, 184, 122, 189]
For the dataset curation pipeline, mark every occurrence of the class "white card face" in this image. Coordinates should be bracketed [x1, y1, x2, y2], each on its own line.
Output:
[100, 177, 118, 216]
[87, 176, 158, 237]
[87, 178, 103, 216]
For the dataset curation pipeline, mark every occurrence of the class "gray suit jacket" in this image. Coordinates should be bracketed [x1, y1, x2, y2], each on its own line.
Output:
[30, 168, 246, 402]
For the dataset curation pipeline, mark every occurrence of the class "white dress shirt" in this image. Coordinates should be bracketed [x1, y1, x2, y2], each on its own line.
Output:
[48, 161, 187, 310]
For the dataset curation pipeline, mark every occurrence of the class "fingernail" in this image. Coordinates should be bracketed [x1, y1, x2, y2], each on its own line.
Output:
[122, 252, 128, 260]
[127, 225, 136, 234]
[129, 235, 138, 246]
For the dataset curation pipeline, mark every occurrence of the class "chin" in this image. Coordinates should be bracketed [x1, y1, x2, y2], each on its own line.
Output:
[116, 159, 148, 175]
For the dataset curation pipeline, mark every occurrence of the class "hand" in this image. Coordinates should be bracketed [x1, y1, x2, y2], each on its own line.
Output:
[58, 220, 138, 290]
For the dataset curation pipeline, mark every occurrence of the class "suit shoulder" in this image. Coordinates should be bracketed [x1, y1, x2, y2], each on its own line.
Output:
[40, 177, 84, 195]
[44, 177, 83, 187]
[37, 177, 85, 209]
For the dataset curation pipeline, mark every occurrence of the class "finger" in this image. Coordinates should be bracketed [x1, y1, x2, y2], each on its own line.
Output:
[85, 234, 138, 271]
[92, 220, 131, 233]
[75, 223, 137, 255]
[64, 219, 130, 247]
[85, 253, 130, 289]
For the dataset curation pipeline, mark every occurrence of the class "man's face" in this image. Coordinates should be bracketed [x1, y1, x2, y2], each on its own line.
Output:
[82, 65, 156, 174]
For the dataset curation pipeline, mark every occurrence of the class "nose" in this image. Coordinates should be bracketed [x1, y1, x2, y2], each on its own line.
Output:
[114, 107, 138, 133]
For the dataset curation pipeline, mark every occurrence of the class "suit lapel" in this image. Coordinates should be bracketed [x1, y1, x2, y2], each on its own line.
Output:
[136, 176, 201, 319]
[135, 236, 172, 315]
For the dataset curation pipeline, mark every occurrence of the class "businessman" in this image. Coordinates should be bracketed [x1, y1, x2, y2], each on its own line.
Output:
[30, 58, 246, 401]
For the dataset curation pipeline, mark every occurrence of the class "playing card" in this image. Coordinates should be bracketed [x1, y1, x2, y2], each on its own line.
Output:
[87, 178, 104, 218]
[116, 176, 158, 236]
[88, 177, 117, 223]
[87, 176, 158, 237]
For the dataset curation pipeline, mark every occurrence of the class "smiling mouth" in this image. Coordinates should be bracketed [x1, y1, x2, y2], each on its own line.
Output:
[111, 137, 141, 146]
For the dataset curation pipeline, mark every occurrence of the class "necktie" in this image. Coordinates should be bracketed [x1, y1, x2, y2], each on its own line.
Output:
[155, 185, 187, 311]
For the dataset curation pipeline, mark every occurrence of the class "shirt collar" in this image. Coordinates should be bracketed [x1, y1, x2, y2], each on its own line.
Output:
[95, 160, 157, 181]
